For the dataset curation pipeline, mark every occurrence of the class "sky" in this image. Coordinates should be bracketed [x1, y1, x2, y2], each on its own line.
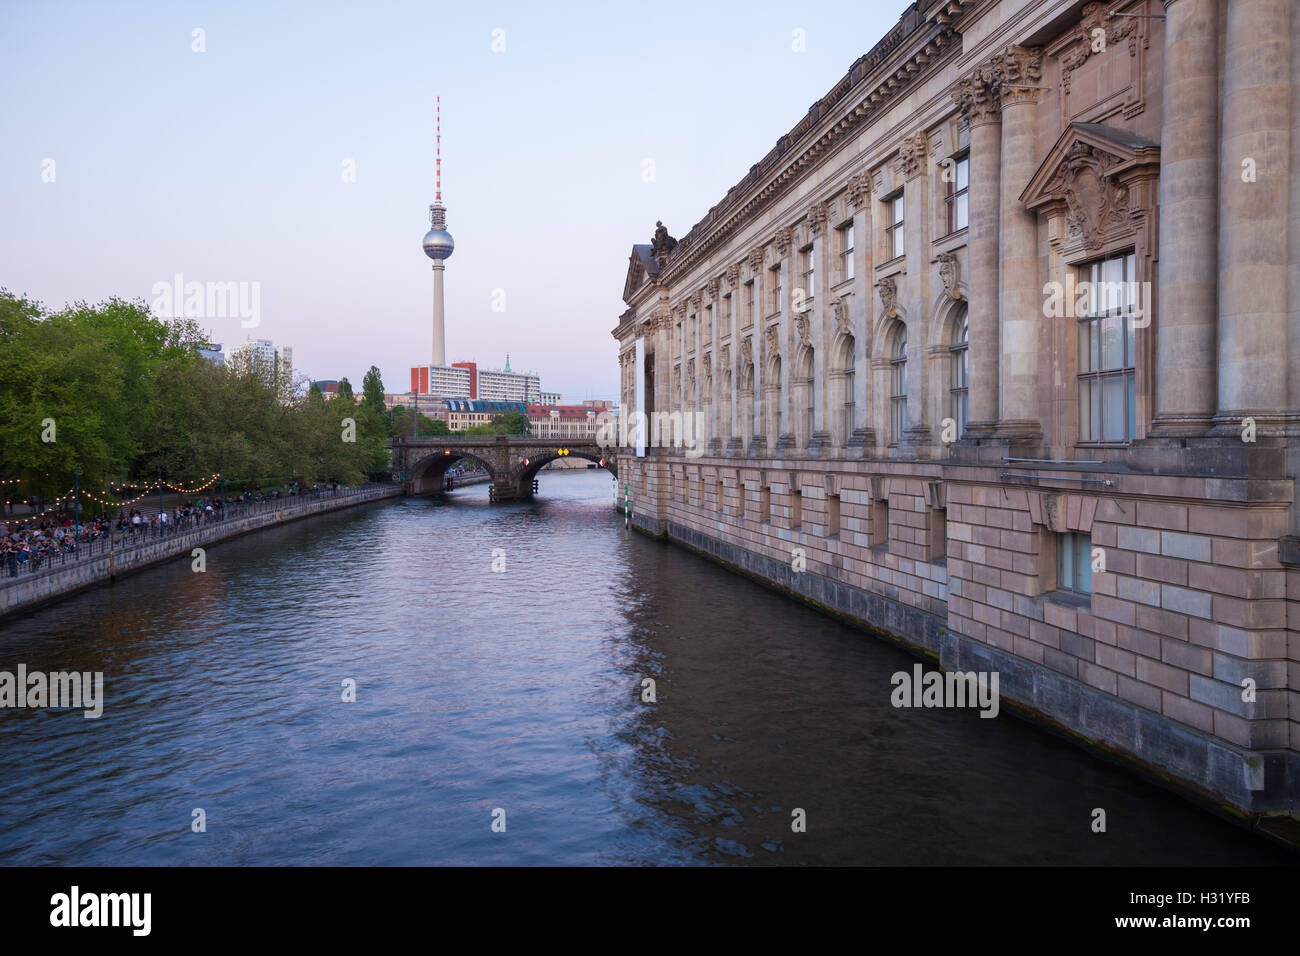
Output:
[1, 0, 910, 403]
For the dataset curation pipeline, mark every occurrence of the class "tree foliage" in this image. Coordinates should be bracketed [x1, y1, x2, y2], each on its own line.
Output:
[0, 289, 391, 502]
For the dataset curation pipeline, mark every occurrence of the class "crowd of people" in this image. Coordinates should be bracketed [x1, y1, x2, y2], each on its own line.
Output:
[2, 482, 353, 578]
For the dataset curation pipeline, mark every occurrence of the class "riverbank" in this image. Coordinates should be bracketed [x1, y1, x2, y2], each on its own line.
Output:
[0, 484, 400, 620]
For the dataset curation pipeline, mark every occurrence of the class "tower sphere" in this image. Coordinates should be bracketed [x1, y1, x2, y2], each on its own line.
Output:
[423, 227, 454, 260]
[423, 201, 454, 261]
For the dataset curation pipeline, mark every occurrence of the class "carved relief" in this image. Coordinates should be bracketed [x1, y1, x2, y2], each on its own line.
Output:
[705, 277, 721, 299]
[894, 131, 929, 178]
[846, 171, 872, 208]
[702, 353, 712, 383]
[725, 264, 740, 289]
[794, 312, 810, 348]
[747, 247, 765, 274]
[807, 201, 828, 236]
[764, 324, 780, 359]
[650, 308, 673, 332]
[773, 227, 794, 257]
[739, 335, 753, 370]
[937, 252, 960, 299]
[687, 358, 696, 390]
[720, 344, 730, 369]
[876, 277, 899, 318]
[1059, 3, 1137, 93]
[1045, 142, 1131, 250]
[831, 297, 853, 337]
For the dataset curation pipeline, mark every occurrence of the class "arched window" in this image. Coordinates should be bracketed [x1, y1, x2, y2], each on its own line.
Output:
[949, 310, 969, 439]
[765, 356, 782, 451]
[795, 348, 814, 449]
[889, 324, 907, 445]
[839, 336, 856, 446]
[720, 367, 732, 443]
[739, 364, 754, 449]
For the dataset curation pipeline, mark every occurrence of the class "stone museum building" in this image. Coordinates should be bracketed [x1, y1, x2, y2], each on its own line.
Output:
[612, 0, 1300, 818]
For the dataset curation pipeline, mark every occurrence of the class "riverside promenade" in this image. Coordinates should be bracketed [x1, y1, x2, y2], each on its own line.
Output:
[0, 484, 399, 620]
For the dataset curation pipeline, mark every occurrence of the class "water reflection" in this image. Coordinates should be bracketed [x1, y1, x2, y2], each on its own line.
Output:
[0, 471, 1290, 865]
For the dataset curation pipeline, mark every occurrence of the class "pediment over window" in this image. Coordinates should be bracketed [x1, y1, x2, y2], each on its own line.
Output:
[1020, 123, 1160, 251]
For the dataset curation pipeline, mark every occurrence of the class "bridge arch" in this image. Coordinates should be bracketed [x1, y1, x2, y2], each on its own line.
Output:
[407, 448, 497, 495]
[391, 436, 617, 500]
[509, 448, 617, 497]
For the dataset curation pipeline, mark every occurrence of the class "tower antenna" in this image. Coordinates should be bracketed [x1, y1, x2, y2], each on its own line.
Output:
[422, 95, 454, 368]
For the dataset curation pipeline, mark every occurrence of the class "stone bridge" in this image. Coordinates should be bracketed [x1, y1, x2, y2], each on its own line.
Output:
[390, 436, 617, 501]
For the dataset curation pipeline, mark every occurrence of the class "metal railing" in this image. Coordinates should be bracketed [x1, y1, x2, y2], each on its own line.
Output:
[1, 484, 389, 584]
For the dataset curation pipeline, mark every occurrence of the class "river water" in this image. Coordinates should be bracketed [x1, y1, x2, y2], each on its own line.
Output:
[0, 470, 1290, 865]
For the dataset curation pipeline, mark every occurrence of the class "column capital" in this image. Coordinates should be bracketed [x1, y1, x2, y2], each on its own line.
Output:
[951, 67, 1001, 126]
[772, 226, 794, 258]
[846, 171, 872, 208]
[894, 131, 930, 179]
[993, 44, 1044, 107]
[806, 200, 828, 236]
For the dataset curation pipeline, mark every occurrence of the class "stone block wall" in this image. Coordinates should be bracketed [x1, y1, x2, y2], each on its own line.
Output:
[618, 451, 1300, 816]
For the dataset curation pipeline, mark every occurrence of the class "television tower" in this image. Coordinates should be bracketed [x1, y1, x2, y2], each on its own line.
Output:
[422, 96, 454, 367]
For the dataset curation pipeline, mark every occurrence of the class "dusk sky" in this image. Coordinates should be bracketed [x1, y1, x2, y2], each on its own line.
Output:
[1, 0, 907, 403]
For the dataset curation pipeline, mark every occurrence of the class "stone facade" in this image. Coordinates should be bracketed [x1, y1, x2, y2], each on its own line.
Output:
[612, 0, 1300, 817]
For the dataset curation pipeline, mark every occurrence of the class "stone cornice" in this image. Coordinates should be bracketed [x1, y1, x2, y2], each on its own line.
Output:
[646, 7, 964, 286]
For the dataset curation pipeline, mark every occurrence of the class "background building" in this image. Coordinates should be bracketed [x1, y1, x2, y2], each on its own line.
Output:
[526, 403, 600, 440]
[443, 398, 527, 431]
[229, 337, 292, 382]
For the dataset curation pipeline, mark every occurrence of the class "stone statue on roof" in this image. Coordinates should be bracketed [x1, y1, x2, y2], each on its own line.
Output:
[650, 220, 677, 261]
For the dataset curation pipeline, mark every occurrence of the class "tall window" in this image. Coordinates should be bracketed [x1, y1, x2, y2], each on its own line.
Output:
[1078, 252, 1138, 442]
[889, 324, 907, 445]
[769, 265, 782, 316]
[841, 337, 856, 446]
[799, 245, 814, 302]
[885, 193, 905, 261]
[839, 222, 854, 282]
[949, 312, 969, 439]
[1057, 531, 1093, 595]
[946, 153, 969, 233]
[745, 280, 755, 327]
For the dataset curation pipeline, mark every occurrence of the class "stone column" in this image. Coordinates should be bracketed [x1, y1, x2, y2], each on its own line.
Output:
[808, 202, 831, 454]
[951, 66, 1001, 438]
[746, 249, 764, 456]
[994, 45, 1044, 441]
[774, 230, 795, 455]
[1214, 0, 1292, 430]
[848, 173, 874, 453]
[896, 131, 931, 453]
[1149, 0, 1220, 435]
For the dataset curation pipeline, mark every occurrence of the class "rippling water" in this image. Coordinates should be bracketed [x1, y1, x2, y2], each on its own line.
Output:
[0, 470, 1290, 865]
